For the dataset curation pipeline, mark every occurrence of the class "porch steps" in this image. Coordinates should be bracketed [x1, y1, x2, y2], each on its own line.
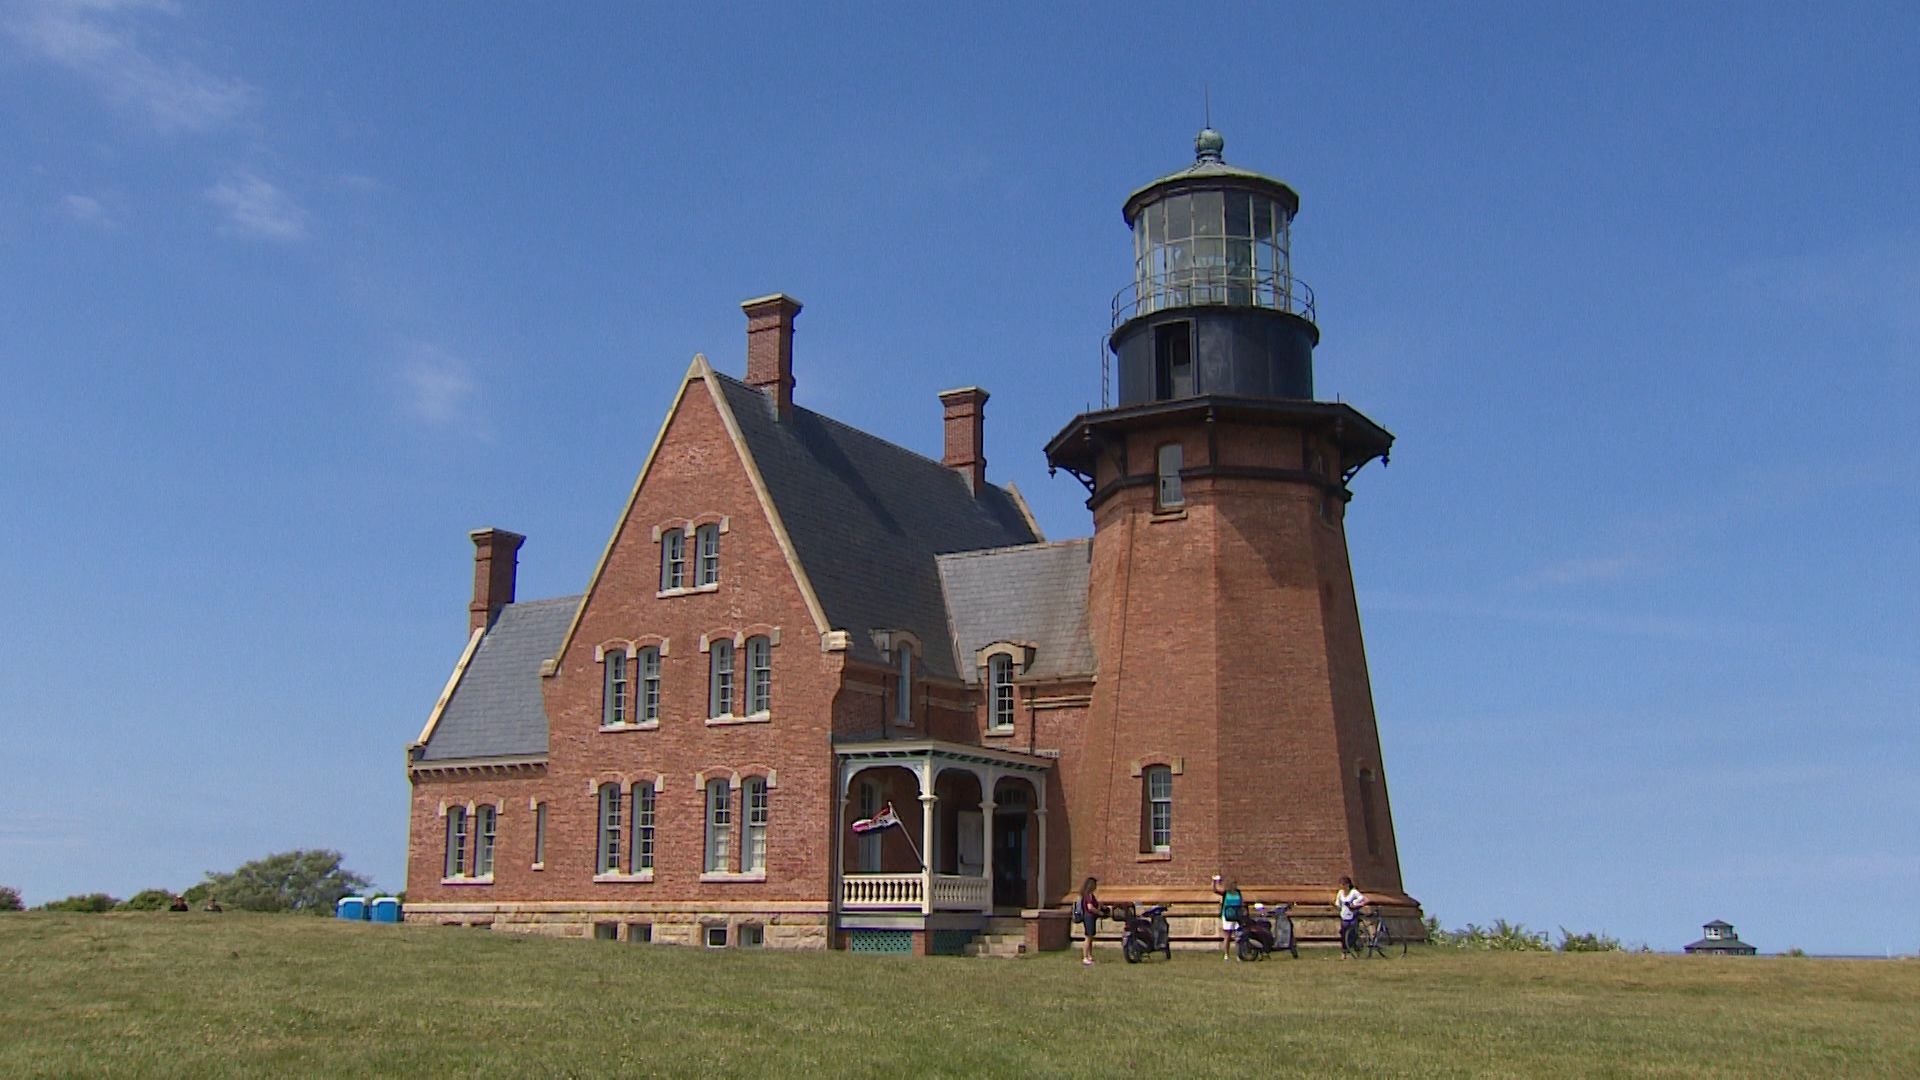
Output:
[962, 919, 1029, 958]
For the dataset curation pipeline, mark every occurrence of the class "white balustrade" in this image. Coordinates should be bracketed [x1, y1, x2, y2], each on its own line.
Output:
[930, 874, 990, 912]
[841, 873, 924, 909]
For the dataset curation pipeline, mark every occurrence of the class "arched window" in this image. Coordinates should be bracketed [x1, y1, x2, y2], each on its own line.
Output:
[660, 529, 688, 590]
[894, 644, 914, 726]
[709, 639, 735, 718]
[596, 783, 623, 875]
[1142, 766, 1173, 853]
[988, 653, 1015, 730]
[638, 646, 661, 724]
[474, 804, 497, 878]
[742, 777, 769, 873]
[705, 778, 733, 873]
[444, 805, 469, 878]
[695, 523, 721, 586]
[602, 650, 629, 726]
[1156, 443, 1184, 508]
[745, 635, 772, 715]
[631, 782, 656, 872]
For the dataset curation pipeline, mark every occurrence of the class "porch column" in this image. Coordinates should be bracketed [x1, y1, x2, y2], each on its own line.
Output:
[979, 796, 997, 913]
[832, 757, 846, 919]
[918, 792, 938, 915]
[1034, 806, 1048, 910]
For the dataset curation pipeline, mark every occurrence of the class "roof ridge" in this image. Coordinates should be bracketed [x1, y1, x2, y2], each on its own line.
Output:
[712, 370, 1022, 501]
[499, 594, 584, 610]
[936, 537, 1091, 562]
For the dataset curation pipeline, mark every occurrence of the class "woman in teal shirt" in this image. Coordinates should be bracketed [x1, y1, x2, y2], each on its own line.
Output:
[1211, 874, 1244, 959]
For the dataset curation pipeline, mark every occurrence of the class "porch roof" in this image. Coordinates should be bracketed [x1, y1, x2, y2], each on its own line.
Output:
[833, 737, 1054, 774]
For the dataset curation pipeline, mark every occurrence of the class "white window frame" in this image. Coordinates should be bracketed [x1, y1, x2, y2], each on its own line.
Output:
[1146, 766, 1173, 853]
[597, 783, 624, 875]
[705, 925, 728, 949]
[742, 777, 769, 873]
[745, 635, 772, 716]
[474, 804, 497, 878]
[1156, 443, 1184, 509]
[661, 530, 687, 591]
[445, 805, 469, 878]
[709, 639, 735, 718]
[638, 646, 661, 724]
[705, 778, 732, 873]
[632, 782, 656, 872]
[603, 650, 629, 726]
[988, 653, 1015, 730]
[695, 523, 721, 586]
[738, 923, 764, 948]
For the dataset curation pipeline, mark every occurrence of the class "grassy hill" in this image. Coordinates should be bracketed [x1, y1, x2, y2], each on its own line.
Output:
[3, 913, 1914, 1077]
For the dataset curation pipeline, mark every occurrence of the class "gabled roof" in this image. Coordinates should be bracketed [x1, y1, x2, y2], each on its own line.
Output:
[413, 596, 578, 762]
[937, 540, 1093, 683]
[714, 374, 1040, 678]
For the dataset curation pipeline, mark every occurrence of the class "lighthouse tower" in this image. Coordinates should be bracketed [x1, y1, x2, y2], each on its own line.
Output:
[1046, 129, 1419, 936]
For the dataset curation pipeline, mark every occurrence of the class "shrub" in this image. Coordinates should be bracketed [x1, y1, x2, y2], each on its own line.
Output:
[1557, 927, 1624, 953]
[39, 893, 119, 913]
[116, 889, 177, 912]
[193, 850, 372, 914]
[0, 885, 22, 912]
[1425, 917, 1551, 951]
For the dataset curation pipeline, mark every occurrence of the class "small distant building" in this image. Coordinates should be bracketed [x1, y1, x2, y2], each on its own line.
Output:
[1684, 919, 1757, 955]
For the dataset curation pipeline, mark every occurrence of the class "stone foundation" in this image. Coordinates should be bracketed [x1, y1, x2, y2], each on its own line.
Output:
[404, 903, 830, 949]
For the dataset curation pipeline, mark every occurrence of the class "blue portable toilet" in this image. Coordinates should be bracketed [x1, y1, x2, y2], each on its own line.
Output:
[370, 896, 402, 924]
[336, 896, 368, 921]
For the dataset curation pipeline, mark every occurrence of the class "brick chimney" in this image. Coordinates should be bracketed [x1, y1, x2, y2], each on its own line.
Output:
[938, 387, 989, 494]
[468, 527, 525, 633]
[742, 293, 802, 419]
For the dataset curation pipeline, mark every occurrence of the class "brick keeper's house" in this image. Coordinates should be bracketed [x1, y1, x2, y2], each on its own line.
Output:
[404, 131, 1423, 954]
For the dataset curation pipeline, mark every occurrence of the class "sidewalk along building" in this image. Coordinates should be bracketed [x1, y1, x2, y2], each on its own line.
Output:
[1683, 920, 1758, 956]
[404, 130, 1423, 952]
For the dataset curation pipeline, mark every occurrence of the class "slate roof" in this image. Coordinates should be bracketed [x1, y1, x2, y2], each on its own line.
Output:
[937, 540, 1094, 683]
[716, 374, 1040, 678]
[414, 596, 579, 762]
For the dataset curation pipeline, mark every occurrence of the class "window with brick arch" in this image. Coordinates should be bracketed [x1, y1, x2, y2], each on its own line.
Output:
[602, 650, 629, 726]
[597, 783, 624, 875]
[742, 777, 769, 873]
[709, 639, 735, 718]
[705, 778, 732, 873]
[661, 530, 687, 590]
[695, 523, 720, 586]
[745, 635, 772, 715]
[1156, 443, 1184, 509]
[638, 646, 661, 723]
[474, 804, 497, 878]
[1142, 766, 1173, 853]
[631, 782, 656, 872]
[988, 653, 1015, 731]
[444, 806, 469, 878]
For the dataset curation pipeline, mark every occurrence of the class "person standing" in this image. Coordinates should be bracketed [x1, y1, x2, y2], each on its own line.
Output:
[1336, 876, 1367, 958]
[1076, 877, 1103, 966]
[1212, 874, 1244, 960]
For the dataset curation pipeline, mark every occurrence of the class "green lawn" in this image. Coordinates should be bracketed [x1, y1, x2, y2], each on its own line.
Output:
[2, 914, 1914, 1078]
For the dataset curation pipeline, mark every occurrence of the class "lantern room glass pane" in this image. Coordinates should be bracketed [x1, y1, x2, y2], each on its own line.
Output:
[1226, 191, 1252, 238]
[1193, 191, 1223, 236]
[1163, 194, 1191, 240]
[1252, 198, 1272, 243]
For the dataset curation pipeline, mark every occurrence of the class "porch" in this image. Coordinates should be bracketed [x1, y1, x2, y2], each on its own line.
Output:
[834, 738, 1053, 921]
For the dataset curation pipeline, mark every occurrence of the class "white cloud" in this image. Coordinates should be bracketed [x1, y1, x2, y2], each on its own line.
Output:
[4, 0, 253, 134]
[58, 191, 112, 226]
[398, 344, 485, 433]
[204, 170, 305, 241]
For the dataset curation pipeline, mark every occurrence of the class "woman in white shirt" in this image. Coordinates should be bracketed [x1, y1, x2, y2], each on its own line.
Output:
[1335, 876, 1367, 958]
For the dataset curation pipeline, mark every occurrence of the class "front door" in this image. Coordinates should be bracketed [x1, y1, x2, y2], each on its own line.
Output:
[992, 812, 1028, 909]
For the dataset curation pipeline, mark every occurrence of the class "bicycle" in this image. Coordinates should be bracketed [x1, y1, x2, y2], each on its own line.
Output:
[1347, 907, 1398, 959]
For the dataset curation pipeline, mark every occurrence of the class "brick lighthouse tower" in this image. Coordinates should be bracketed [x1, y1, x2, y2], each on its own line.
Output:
[1046, 128, 1420, 938]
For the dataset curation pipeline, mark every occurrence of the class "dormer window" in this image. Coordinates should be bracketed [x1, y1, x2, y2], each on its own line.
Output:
[988, 653, 1015, 731]
[661, 530, 687, 591]
[1156, 443, 1184, 508]
[895, 643, 914, 726]
[695, 523, 720, 586]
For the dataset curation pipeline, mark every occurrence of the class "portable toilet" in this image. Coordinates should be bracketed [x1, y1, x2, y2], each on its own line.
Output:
[336, 896, 368, 921]
[370, 896, 402, 924]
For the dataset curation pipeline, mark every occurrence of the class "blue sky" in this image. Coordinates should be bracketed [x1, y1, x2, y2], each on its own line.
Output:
[2, 1, 1913, 953]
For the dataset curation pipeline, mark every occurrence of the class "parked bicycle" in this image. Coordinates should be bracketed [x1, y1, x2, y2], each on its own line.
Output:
[1351, 906, 1399, 959]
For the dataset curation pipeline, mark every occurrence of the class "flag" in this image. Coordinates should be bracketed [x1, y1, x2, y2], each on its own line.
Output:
[852, 801, 901, 834]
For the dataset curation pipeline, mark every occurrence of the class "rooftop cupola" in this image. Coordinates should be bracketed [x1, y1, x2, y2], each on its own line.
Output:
[1109, 128, 1318, 406]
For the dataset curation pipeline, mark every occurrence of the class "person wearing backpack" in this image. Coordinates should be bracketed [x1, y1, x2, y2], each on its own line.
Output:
[1212, 874, 1244, 960]
[1074, 877, 1104, 966]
